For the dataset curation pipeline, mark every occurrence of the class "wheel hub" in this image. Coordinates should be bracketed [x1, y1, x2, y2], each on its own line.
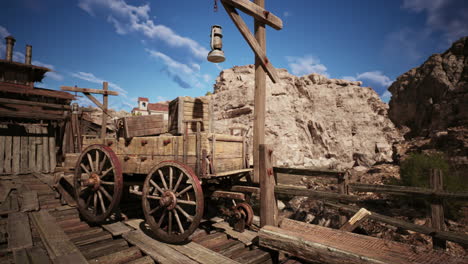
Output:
[84, 173, 101, 191]
[159, 191, 177, 210]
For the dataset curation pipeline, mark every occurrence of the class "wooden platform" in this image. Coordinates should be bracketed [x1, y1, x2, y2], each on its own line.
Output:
[259, 219, 467, 264]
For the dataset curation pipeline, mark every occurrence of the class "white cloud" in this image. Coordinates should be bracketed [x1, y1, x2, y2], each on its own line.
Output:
[78, 0, 208, 60]
[402, 0, 468, 43]
[156, 96, 168, 102]
[71, 71, 127, 95]
[283, 11, 291, 18]
[354, 71, 393, 87]
[202, 74, 212, 83]
[381, 90, 392, 103]
[0, 26, 10, 38]
[286, 55, 328, 77]
[145, 49, 194, 75]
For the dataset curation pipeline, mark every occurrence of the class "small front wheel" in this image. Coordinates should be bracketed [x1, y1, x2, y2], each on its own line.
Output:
[142, 161, 204, 243]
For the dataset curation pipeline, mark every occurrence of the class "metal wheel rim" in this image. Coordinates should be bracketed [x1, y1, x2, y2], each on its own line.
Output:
[74, 144, 123, 223]
[142, 161, 204, 243]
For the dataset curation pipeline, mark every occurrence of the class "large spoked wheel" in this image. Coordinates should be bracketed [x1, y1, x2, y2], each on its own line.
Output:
[142, 161, 204, 243]
[74, 145, 123, 223]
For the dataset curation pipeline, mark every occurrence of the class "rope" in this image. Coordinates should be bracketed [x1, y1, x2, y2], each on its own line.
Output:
[214, 0, 218, 12]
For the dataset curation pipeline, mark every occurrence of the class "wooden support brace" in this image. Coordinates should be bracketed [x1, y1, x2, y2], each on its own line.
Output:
[221, 0, 283, 30]
[221, 2, 280, 83]
[339, 208, 371, 232]
[430, 168, 446, 250]
[61, 86, 119, 95]
[83, 93, 113, 118]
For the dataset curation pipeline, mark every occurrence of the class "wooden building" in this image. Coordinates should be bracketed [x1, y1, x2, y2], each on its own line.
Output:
[0, 36, 74, 175]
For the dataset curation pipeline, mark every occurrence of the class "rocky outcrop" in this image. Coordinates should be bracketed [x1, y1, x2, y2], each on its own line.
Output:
[388, 36, 468, 138]
[208, 65, 402, 169]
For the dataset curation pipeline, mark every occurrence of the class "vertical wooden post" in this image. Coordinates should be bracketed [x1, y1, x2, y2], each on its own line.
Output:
[4, 135, 12, 174]
[0, 133, 5, 174]
[253, 0, 266, 185]
[42, 125, 50, 173]
[338, 172, 349, 226]
[101, 82, 108, 143]
[260, 144, 277, 227]
[49, 125, 57, 173]
[430, 168, 446, 250]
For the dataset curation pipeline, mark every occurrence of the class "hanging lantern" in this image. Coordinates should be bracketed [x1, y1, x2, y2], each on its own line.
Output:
[207, 25, 225, 63]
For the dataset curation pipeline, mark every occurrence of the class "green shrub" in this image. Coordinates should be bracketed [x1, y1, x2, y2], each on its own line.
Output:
[399, 152, 467, 220]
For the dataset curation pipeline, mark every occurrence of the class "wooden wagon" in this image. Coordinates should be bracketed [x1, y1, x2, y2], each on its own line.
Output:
[73, 97, 254, 243]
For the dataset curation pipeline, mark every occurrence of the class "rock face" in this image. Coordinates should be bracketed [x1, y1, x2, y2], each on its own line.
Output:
[208, 65, 402, 169]
[388, 36, 468, 138]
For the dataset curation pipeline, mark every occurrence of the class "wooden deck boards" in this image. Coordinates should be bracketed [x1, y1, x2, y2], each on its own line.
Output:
[7, 212, 33, 251]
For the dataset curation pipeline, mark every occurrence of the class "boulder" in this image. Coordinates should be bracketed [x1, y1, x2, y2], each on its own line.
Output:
[207, 65, 402, 169]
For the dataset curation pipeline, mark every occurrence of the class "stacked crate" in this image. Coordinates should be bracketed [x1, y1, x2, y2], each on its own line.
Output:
[168, 97, 210, 135]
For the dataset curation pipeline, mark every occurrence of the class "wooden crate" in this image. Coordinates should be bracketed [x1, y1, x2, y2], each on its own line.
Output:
[118, 114, 165, 139]
[168, 97, 210, 135]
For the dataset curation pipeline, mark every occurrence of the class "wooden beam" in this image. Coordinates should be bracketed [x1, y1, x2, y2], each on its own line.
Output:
[83, 92, 113, 117]
[260, 144, 277, 226]
[221, 1, 279, 83]
[101, 82, 108, 142]
[348, 183, 468, 200]
[0, 97, 71, 110]
[0, 109, 66, 120]
[430, 169, 446, 249]
[324, 201, 468, 247]
[339, 208, 371, 232]
[275, 185, 359, 202]
[274, 167, 344, 178]
[61, 86, 119, 96]
[221, 0, 283, 30]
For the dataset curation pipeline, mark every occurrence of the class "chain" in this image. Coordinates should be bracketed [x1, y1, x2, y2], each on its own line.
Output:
[214, 0, 218, 12]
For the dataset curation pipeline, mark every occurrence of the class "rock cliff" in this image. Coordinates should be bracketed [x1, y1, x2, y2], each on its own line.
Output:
[388, 36, 468, 138]
[208, 65, 402, 169]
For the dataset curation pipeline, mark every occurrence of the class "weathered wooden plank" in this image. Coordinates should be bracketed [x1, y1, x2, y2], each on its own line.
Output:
[168, 239, 241, 264]
[28, 126, 36, 172]
[0, 191, 19, 216]
[3, 135, 12, 174]
[339, 208, 371, 232]
[49, 130, 56, 173]
[349, 183, 468, 200]
[127, 256, 155, 264]
[124, 219, 144, 230]
[80, 238, 128, 260]
[30, 210, 87, 263]
[7, 212, 33, 251]
[13, 248, 30, 264]
[61, 86, 119, 96]
[221, 1, 279, 83]
[88, 246, 142, 264]
[274, 167, 344, 178]
[21, 190, 39, 212]
[12, 135, 20, 175]
[212, 221, 257, 246]
[430, 169, 446, 249]
[122, 230, 198, 264]
[324, 201, 468, 247]
[20, 130, 28, 174]
[221, 0, 283, 30]
[0, 135, 5, 174]
[102, 222, 133, 236]
[41, 126, 50, 173]
[35, 126, 43, 173]
[26, 246, 51, 264]
[275, 185, 359, 202]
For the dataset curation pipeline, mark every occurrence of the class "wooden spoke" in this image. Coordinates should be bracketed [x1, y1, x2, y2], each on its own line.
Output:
[176, 205, 193, 222]
[99, 186, 112, 201]
[158, 209, 167, 227]
[149, 205, 161, 215]
[95, 150, 100, 174]
[101, 167, 113, 179]
[173, 209, 184, 233]
[158, 169, 169, 190]
[177, 200, 196, 206]
[100, 180, 114, 185]
[175, 185, 193, 197]
[87, 153, 95, 171]
[86, 193, 93, 207]
[80, 163, 91, 175]
[168, 211, 173, 234]
[98, 155, 108, 173]
[150, 179, 164, 194]
[172, 172, 184, 192]
[93, 192, 98, 213]
[169, 167, 173, 190]
[147, 195, 162, 200]
[97, 190, 106, 213]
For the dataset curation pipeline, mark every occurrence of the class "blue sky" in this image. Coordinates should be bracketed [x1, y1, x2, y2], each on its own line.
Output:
[1, 0, 466, 111]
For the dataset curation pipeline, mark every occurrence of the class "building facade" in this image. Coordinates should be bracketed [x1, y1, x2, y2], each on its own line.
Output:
[131, 97, 169, 120]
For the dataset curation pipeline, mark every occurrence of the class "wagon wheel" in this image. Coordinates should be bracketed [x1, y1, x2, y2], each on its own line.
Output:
[235, 202, 254, 226]
[74, 145, 123, 223]
[142, 161, 204, 243]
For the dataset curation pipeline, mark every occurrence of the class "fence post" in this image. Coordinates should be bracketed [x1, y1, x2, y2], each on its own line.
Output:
[260, 144, 278, 227]
[430, 168, 446, 250]
[338, 171, 349, 226]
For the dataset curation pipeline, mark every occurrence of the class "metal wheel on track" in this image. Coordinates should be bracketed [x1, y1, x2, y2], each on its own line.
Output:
[74, 144, 123, 223]
[142, 161, 204, 244]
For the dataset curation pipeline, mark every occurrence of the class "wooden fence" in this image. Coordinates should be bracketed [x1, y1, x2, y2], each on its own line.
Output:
[273, 167, 468, 249]
[0, 123, 57, 175]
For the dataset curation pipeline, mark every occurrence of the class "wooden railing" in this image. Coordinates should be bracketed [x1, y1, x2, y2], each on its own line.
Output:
[273, 167, 468, 249]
